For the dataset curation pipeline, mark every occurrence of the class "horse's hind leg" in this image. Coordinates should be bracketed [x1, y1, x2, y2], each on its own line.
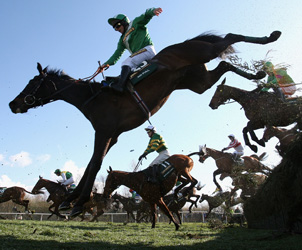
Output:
[212, 61, 266, 80]
[223, 31, 281, 46]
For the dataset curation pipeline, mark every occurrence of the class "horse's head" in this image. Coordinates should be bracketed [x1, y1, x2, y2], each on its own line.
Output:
[198, 145, 209, 163]
[200, 194, 208, 203]
[209, 78, 229, 109]
[31, 175, 45, 194]
[102, 167, 120, 199]
[9, 63, 67, 114]
[262, 126, 275, 142]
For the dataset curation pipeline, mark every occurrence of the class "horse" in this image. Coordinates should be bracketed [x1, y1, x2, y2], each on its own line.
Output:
[9, 30, 281, 217]
[31, 176, 102, 221]
[209, 79, 302, 153]
[199, 145, 270, 191]
[262, 125, 299, 156]
[111, 193, 151, 223]
[199, 191, 231, 218]
[101, 152, 202, 230]
[230, 173, 267, 201]
[163, 186, 201, 224]
[0, 186, 43, 212]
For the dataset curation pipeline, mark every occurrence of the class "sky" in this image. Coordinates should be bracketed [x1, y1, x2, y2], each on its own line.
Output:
[1, 1, 301, 201]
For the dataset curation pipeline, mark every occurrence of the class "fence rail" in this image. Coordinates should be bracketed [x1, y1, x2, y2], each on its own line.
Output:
[0, 211, 242, 223]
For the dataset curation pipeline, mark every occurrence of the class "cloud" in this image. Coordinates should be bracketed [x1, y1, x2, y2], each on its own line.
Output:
[9, 151, 32, 167]
[0, 175, 25, 188]
[36, 154, 51, 163]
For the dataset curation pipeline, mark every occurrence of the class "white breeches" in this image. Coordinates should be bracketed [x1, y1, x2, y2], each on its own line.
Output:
[149, 149, 170, 166]
[122, 45, 156, 70]
[62, 177, 74, 186]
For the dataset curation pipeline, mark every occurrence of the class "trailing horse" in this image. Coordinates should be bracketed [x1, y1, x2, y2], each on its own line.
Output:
[0, 186, 43, 212]
[101, 153, 200, 230]
[9, 30, 281, 217]
[209, 79, 302, 152]
[199, 145, 270, 191]
[31, 176, 103, 221]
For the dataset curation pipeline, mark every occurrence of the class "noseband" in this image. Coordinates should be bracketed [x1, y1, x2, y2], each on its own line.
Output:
[21, 74, 72, 107]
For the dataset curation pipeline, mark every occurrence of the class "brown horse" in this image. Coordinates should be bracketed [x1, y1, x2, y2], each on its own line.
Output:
[263, 126, 299, 156]
[101, 153, 200, 230]
[31, 176, 102, 221]
[9, 31, 281, 216]
[0, 186, 43, 212]
[209, 79, 302, 153]
[199, 145, 270, 191]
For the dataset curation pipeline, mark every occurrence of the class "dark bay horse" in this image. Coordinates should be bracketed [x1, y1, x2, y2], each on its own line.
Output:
[209, 79, 302, 153]
[101, 153, 199, 230]
[0, 186, 43, 212]
[199, 145, 270, 191]
[9, 31, 281, 216]
[111, 193, 151, 223]
[263, 126, 299, 156]
[31, 176, 101, 220]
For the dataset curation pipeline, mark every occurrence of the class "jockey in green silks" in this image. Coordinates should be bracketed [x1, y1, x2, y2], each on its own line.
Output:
[261, 61, 295, 101]
[100, 8, 162, 93]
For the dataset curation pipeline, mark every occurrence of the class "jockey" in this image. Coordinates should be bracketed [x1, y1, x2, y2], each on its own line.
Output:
[138, 125, 170, 183]
[100, 7, 162, 92]
[54, 169, 75, 189]
[222, 134, 244, 160]
[261, 61, 295, 101]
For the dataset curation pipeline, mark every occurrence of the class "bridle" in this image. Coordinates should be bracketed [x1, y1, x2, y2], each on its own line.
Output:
[21, 73, 73, 107]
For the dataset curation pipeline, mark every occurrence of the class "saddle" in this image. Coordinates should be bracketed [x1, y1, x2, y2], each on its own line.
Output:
[142, 160, 175, 184]
[101, 61, 158, 88]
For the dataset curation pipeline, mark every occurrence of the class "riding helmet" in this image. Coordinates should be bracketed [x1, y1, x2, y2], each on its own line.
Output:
[108, 14, 130, 27]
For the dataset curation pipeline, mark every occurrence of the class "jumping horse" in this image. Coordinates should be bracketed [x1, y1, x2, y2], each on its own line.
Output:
[199, 145, 270, 191]
[101, 153, 200, 230]
[209, 79, 302, 153]
[0, 186, 43, 212]
[9, 30, 281, 217]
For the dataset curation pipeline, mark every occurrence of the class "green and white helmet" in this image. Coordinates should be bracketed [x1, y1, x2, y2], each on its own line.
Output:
[108, 14, 130, 26]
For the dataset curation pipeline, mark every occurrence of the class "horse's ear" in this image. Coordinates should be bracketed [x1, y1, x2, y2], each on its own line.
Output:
[220, 78, 226, 85]
[37, 63, 43, 74]
[108, 166, 112, 173]
[39, 175, 42, 179]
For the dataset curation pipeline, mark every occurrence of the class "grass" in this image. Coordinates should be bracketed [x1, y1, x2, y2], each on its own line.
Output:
[0, 220, 301, 250]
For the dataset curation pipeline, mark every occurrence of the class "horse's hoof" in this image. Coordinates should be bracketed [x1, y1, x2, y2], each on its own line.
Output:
[59, 201, 72, 211]
[255, 71, 266, 79]
[258, 139, 266, 147]
[175, 224, 180, 231]
[250, 145, 258, 153]
[70, 206, 83, 218]
[268, 31, 281, 43]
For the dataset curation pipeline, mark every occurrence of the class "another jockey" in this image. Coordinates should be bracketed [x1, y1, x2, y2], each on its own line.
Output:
[54, 169, 75, 191]
[100, 7, 162, 92]
[129, 189, 141, 203]
[222, 134, 244, 160]
[138, 125, 170, 183]
[261, 61, 295, 101]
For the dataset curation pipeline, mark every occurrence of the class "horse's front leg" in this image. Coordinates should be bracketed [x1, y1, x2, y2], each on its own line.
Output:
[156, 198, 180, 230]
[69, 134, 116, 217]
[150, 203, 157, 228]
[242, 126, 258, 153]
[213, 169, 222, 191]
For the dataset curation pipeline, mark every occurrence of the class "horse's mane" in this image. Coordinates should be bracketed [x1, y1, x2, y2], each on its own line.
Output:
[188, 32, 236, 58]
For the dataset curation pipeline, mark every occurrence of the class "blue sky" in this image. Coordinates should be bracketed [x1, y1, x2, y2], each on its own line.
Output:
[1, 1, 301, 197]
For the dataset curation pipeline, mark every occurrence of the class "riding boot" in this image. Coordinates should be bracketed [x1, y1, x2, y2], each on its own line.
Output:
[148, 165, 158, 183]
[110, 65, 132, 93]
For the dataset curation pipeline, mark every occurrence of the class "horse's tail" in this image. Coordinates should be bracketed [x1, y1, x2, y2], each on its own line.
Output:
[188, 32, 236, 59]
[187, 151, 204, 157]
